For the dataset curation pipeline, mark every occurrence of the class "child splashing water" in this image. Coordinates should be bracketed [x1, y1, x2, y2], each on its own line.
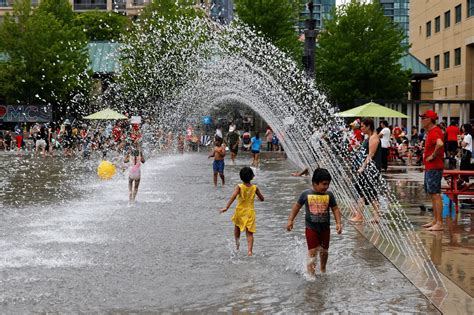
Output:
[287, 168, 342, 277]
[125, 145, 145, 204]
[220, 167, 264, 256]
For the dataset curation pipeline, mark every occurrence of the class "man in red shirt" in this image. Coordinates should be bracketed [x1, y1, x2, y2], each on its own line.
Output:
[420, 110, 444, 231]
[445, 121, 460, 169]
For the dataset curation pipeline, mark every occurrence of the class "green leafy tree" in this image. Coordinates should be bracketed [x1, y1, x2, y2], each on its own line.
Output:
[315, 0, 411, 109]
[139, 0, 202, 21]
[114, 0, 209, 113]
[74, 11, 130, 41]
[0, 0, 91, 120]
[234, 0, 302, 62]
[36, 0, 75, 23]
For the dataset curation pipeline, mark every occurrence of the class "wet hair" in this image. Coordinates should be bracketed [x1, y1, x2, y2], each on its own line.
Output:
[380, 120, 388, 128]
[312, 168, 331, 184]
[361, 118, 375, 132]
[215, 136, 222, 146]
[462, 123, 472, 135]
[240, 167, 255, 183]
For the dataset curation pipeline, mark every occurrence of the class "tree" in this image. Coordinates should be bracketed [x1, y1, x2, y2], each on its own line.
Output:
[113, 0, 210, 114]
[0, 0, 91, 120]
[315, 0, 411, 109]
[234, 0, 302, 62]
[139, 0, 202, 21]
[74, 11, 130, 41]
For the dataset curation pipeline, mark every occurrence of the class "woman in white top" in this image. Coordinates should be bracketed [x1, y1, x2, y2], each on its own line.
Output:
[460, 124, 472, 182]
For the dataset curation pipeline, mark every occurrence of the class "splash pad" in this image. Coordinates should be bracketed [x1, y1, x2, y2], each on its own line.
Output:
[98, 14, 448, 308]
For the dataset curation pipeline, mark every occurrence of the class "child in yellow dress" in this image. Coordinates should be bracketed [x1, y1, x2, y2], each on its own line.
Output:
[220, 167, 264, 256]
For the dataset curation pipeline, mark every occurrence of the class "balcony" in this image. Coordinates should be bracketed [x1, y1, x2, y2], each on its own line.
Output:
[0, 0, 10, 7]
[73, 0, 107, 10]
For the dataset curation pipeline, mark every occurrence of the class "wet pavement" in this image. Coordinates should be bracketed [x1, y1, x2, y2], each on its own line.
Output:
[385, 164, 474, 301]
[0, 151, 471, 312]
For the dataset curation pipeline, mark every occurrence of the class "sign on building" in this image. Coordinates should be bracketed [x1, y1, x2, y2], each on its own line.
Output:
[0, 105, 52, 122]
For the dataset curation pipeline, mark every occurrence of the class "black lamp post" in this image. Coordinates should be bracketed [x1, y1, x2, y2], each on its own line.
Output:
[303, 1, 318, 78]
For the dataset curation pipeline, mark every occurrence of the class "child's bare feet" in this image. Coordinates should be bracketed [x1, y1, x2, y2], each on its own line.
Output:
[349, 215, 363, 223]
[427, 224, 443, 231]
[247, 251, 252, 256]
[422, 221, 435, 228]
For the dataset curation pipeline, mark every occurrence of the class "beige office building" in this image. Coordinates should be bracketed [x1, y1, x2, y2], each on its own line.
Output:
[0, 0, 151, 19]
[410, 0, 474, 123]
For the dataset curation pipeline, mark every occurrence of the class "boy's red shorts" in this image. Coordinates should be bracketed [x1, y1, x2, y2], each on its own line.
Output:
[305, 227, 330, 250]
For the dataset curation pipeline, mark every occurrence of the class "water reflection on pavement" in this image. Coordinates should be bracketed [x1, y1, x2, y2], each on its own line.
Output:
[385, 165, 474, 299]
[0, 153, 439, 313]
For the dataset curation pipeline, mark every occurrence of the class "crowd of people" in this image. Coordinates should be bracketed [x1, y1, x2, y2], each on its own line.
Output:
[347, 109, 473, 231]
[348, 115, 472, 173]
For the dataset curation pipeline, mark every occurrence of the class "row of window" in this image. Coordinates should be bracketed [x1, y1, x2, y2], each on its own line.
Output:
[426, 1, 474, 37]
[0, 0, 143, 8]
[426, 48, 462, 71]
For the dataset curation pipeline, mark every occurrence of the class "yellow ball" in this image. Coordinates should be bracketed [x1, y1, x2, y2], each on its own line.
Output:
[97, 160, 116, 180]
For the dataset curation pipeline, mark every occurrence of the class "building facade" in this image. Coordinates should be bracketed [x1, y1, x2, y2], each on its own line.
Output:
[298, 0, 335, 33]
[0, 0, 151, 19]
[380, 0, 410, 46]
[410, 0, 474, 121]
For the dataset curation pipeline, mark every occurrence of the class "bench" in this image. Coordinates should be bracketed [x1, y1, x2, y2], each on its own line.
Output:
[441, 170, 474, 213]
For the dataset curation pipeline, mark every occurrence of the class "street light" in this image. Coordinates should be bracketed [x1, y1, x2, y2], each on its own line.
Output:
[303, 1, 318, 78]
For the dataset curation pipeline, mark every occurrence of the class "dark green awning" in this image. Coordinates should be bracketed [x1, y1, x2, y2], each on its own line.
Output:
[87, 41, 121, 74]
[399, 52, 437, 80]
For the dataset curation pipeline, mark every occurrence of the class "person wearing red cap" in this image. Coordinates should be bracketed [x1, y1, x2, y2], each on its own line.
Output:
[420, 110, 444, 231]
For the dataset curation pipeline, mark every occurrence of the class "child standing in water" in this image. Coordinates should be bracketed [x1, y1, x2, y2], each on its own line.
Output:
[287, 168, 342, 277]
[220, 167, 264, 256]
[125, 145, 145, 203]
[208, 137, 226, 186]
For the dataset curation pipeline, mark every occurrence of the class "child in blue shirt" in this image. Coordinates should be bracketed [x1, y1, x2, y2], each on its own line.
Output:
[250, 132, 262, 167]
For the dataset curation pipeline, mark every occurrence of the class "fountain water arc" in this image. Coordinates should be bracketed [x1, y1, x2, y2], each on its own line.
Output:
[113, 16, 447, 308]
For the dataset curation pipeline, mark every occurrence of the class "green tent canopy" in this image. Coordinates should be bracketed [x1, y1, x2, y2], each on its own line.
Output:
[83, 108, 127, 120]
[337, 102, 408, 118]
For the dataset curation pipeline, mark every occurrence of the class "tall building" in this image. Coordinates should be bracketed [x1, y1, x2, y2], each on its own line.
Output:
[379, 0, 410, 46]
[0, 0, 151, 19]
[298, 0, 336, 33]
[410, 0, 474, 121]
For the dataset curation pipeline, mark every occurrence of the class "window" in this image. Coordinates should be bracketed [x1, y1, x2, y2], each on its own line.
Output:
[444, 51, 450, 68]
[435, 16, 440, 32]
[426, 21, 432, 37]
[426, 58, 431, 69]
[434, 55, 440, 71]
[445, 11, 451, 28]
[455, 4, 462, 23]
[455, 47, 461, 65]
[445, 88, 448, 96]
[469, 0, 474, 17]
[456, 86, 459, 95]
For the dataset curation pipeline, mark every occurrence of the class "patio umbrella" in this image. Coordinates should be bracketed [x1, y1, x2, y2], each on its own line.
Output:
[337, 102, 408, 118]
[83, 108, 127, 120]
